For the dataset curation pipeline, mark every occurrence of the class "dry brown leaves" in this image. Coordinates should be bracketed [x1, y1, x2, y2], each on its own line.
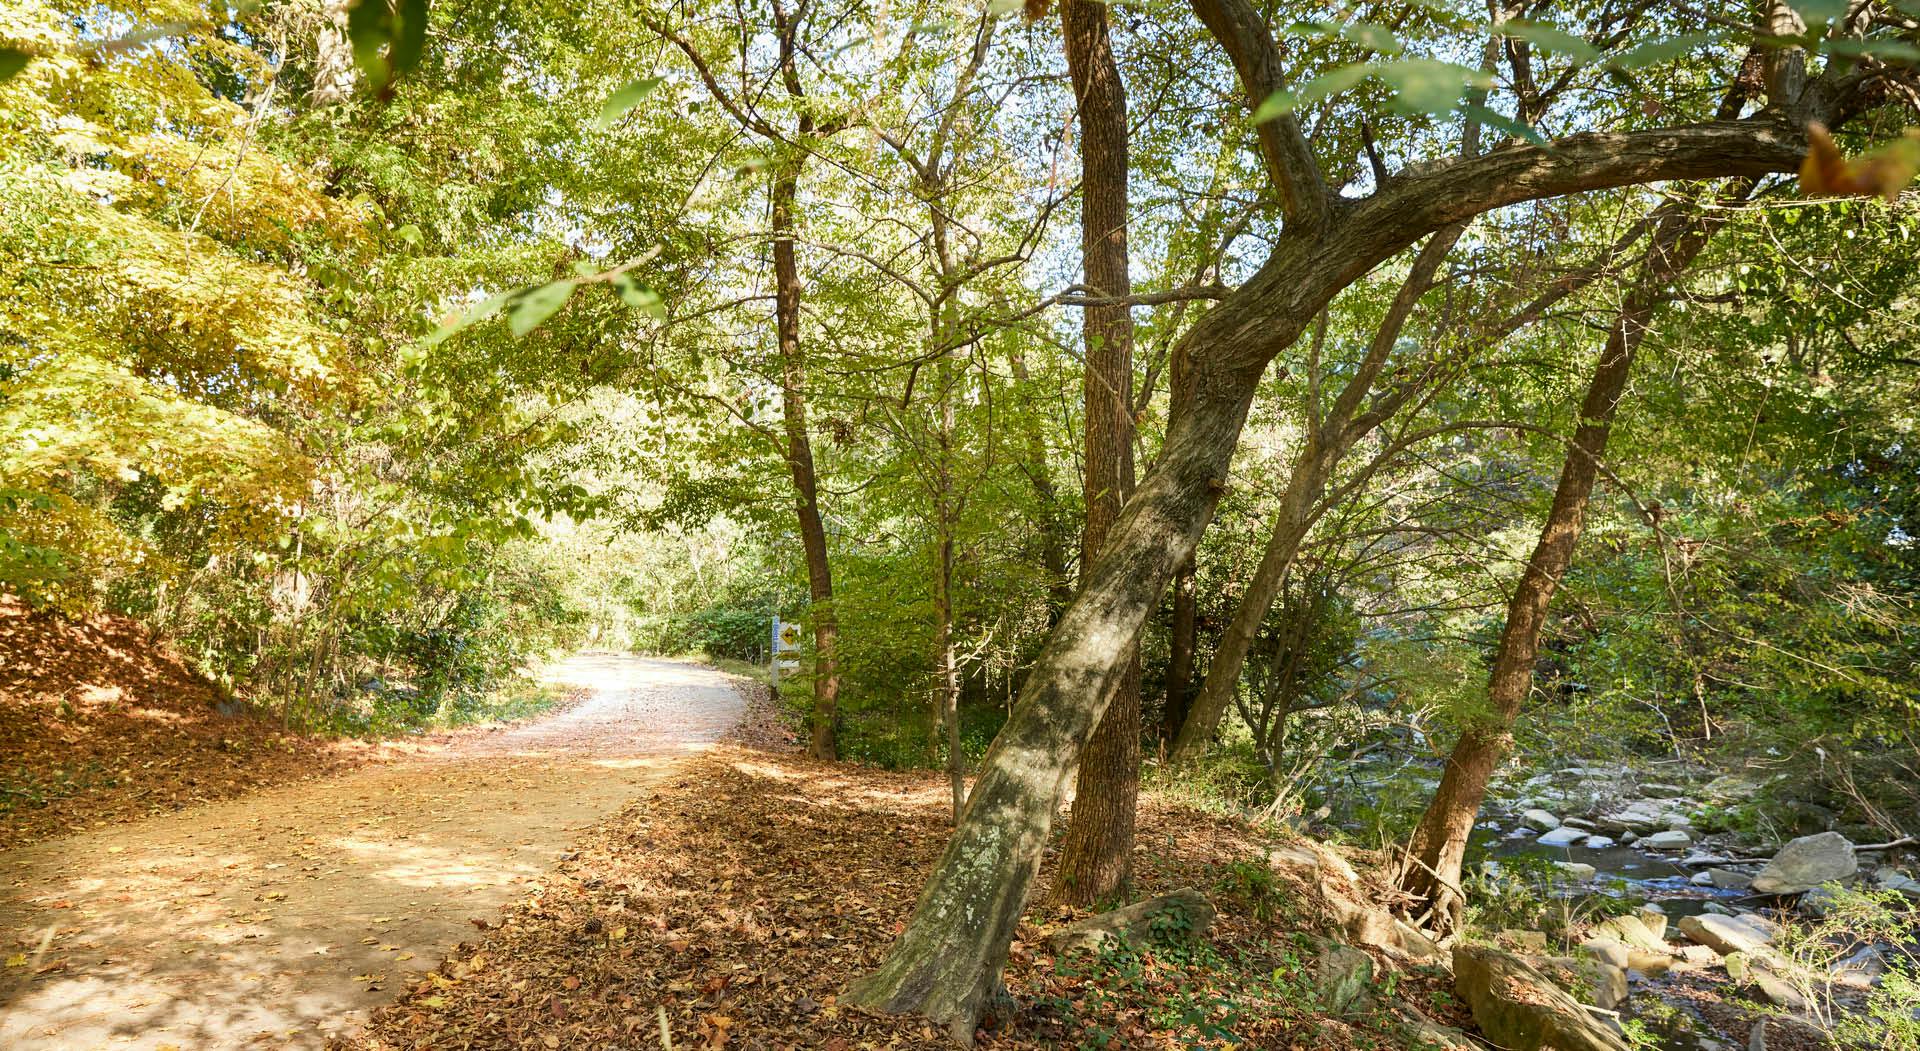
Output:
[347, 725, 1436, 1051]
[0, 594, 363, 849]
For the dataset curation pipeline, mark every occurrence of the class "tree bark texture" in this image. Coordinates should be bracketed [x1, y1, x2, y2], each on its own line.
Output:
[1051, 0, 1141, 908]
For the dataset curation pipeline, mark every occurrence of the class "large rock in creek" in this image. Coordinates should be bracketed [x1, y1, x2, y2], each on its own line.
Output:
[1453, 945, 1629, 1051]
[1047, 888, 1215, 955]
[1677, 913, 1774, 956]
[1592, 913, 1668, 955]
[1750, 831, 1857, 894]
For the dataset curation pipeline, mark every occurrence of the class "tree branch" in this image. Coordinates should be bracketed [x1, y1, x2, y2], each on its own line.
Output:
[1188, 0, 1331, 229]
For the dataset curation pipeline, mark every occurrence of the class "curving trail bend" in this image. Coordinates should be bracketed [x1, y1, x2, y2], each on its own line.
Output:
[0, 654, 742, 1050]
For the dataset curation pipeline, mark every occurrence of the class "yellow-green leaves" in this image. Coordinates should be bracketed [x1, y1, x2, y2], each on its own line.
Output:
[0, 46, 29, 82]
[596, 77, 662, 130]
[1253, 60, 1492, 122]
[347, 0, 431, 96]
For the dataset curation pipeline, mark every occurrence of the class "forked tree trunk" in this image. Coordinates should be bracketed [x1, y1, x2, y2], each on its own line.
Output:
[771, 166, 842, 761]
[1051, 0, 1140, 908]
[846, 65, 1817, 1034]
[1397, 197, 1735, 928]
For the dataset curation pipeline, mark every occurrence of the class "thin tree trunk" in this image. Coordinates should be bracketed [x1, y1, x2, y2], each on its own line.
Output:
[1161, 553, 1197, 745]
[771, 166, 842, 761]
[1051, 0, 1139, 909]
[933, 351, 966, 816]
[1397, 196, 1736, 929]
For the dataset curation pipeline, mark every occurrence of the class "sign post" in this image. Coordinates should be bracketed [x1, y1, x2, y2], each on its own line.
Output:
[771, 616, 802, 685]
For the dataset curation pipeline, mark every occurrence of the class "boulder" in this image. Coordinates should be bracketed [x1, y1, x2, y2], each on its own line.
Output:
[1453, 945, 1629, 1051]
[1799, 883, 1841, 918]
[1397, 1004, 1477, 1050]
[1677, 944, 1720, 966]
[1874, 866, 1920, 900]
[1048, 888, 1215, 955]
[1680, 852, 1734, 867]
[1642, 830, 1693, 850]
[1750, 832, 1857, 894]
[1500, 929, 1550, 952]
[1582, 835, 1616, 849]
[1556, 862, 1598, 882]
[1268, 843, 1362, 885]
[1593, 914, 1667, 954]
[1313, 940, 1376, 1014]
[1707, 868, 1753, 891]
[1751, 968, 1807, 1010]
[1539, 826, 1588, 847]
[1691, 871, 1715, 886]
[1677, 913, 1774, 956]
[1831, 944, 1887, 990]
[1523, 809, 1563, 831]
[1599, 806, 1663, 834]
[1541, 953, 1629, 1012]
[1563, 818, 1599, 831]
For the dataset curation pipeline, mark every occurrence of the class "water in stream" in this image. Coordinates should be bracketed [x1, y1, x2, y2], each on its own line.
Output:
[1489, 830, 1750, 918]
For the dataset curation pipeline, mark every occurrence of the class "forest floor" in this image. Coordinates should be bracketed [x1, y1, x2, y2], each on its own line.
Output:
[0, 594, 368, 850]
[0, 652, 745, 1050]
[347, 690, 1459, 1051]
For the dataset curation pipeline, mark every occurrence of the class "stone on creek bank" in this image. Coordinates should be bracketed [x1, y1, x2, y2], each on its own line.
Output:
[1750, 831, 1857, 895]
[1453, 944, 1629, 1051]
[1524, 809, 1563, 831]
[1538, 826, 1588, 847]
[1048, 888, 1215, 955]
[1592, 913, 1668, 954]
[1677, 913, 1775, 957]
[1641, 829, 1693, 851]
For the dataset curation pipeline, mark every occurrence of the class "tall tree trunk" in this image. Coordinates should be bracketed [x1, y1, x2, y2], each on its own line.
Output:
[771, 166, 842, 761]
[1397, 196, 1736, 929]
[1161, 553, 1197, 745]
[1051, 0, 1139, 909]
[933, 353, 966, 816]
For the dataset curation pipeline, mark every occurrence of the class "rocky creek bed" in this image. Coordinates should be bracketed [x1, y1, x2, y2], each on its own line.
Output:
[1465, 761, 1920, 1049]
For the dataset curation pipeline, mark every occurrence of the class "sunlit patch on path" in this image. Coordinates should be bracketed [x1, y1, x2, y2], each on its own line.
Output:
[0, 654, 742, 1050]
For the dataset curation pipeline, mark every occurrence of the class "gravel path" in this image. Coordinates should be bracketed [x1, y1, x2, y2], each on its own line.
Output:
[0, 654, 743, 1050]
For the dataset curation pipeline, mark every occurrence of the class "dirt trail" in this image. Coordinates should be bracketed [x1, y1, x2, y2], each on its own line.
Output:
[0, 654, 743, 1050]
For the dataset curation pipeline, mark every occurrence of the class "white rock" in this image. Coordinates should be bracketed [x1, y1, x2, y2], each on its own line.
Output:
[1583, 835, 1616, 849]
[1537, 826, 1587, 847]
[1555, 862, 1598, 882]
[1642, 829, 1693, 850]
[1521, 808, 1561, 831]
[1678, 913, 1774, 956]
[1691, 870, 1715, 886]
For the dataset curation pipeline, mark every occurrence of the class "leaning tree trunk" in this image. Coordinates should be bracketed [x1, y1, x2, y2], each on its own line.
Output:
[771, 165, 842, 762]
[1051, 0, 1141, 908]
[1397, 196, 1736, 929]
